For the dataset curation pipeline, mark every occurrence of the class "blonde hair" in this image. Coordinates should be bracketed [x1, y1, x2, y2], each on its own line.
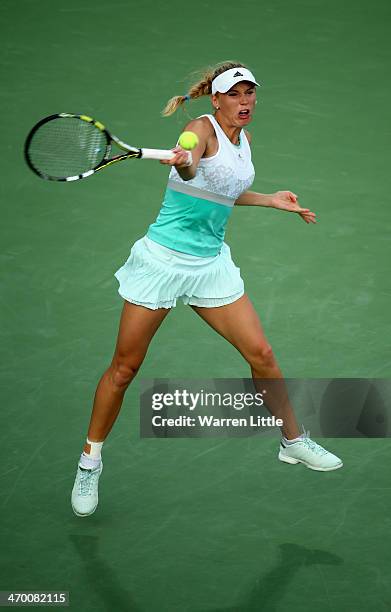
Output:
[161, 61, 248, 117]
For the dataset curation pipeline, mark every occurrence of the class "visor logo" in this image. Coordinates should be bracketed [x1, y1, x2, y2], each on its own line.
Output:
[233, 71, 243, 77]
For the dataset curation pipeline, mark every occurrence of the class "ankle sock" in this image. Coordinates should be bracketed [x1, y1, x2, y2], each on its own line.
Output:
[283, 434, 304, 445]
[85, 438, 104, 459]
[79, 453, 101, 470]
[78, 438, 104, 469]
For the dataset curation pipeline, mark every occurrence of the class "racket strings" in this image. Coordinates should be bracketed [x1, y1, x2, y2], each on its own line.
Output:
[27, 118, 108, 178]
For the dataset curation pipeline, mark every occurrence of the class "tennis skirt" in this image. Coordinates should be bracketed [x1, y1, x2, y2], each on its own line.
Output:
[114, 235, 244, 310]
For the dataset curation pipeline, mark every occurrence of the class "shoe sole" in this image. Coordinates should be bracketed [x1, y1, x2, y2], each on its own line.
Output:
[71, 505, 97, 518]
[71, 463, 103, 517]
[278, 451, 343, 472]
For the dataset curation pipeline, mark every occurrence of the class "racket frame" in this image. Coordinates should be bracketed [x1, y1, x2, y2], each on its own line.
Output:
[24, 113, 175, 182]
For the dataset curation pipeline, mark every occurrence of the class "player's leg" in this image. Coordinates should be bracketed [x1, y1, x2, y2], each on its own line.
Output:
[71, 300, 170, 516]
[190, 294, 343, 471]
[85, 300, 170, 443]
[191, 294, 300, 439]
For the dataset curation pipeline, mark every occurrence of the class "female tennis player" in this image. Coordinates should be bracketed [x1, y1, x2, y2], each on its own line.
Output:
[71, 61, 343, 517]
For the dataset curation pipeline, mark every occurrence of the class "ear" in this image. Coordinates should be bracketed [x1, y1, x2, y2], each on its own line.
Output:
[211, 93, 220, 111]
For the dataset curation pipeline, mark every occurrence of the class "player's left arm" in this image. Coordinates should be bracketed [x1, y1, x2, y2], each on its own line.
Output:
[235, 131, 316, 224]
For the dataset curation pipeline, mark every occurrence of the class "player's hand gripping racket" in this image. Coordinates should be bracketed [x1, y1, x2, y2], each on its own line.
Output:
[24, 113, 181, 182]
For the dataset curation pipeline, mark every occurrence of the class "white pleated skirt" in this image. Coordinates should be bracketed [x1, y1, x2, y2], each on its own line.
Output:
[114, 235, 244, 310]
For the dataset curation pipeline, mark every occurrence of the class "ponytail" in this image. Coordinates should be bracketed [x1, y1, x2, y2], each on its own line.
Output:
[161, 60, 248, 117]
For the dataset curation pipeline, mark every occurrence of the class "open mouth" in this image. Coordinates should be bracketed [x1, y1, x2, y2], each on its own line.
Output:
[238, 109, 250, 119]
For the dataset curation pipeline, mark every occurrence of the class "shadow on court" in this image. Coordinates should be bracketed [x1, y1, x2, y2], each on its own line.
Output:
[208, 543, 343, 612]
[67, 536, 342, 612]
[69, 534, 141, 612]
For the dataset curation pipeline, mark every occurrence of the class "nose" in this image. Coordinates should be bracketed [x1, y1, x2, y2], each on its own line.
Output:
[239, 93, 250, 105]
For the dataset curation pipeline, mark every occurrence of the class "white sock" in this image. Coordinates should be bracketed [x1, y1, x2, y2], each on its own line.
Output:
[283, 434, 304, 445]
[85, 438, 104, 459]
[78, 438, 104, 469]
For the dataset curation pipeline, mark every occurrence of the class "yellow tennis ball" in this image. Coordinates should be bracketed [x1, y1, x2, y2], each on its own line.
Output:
[178, 131, 199, 150]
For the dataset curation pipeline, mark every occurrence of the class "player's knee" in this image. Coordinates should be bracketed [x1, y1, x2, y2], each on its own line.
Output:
[110, 358, 141, 389]
[247, 343, 275, 369]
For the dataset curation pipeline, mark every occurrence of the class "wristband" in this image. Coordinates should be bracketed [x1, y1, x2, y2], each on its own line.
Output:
[182, 151, 193, 167]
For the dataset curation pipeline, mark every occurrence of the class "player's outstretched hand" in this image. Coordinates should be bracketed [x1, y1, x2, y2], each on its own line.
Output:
[271, 191, 316, 224]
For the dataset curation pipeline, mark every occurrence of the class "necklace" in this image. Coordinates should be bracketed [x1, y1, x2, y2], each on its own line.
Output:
[213, 114, 244, 160]
[214, 114, 241, 146]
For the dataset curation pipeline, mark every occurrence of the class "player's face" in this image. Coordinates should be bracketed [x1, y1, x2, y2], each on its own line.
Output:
[214, 82, 257, 126]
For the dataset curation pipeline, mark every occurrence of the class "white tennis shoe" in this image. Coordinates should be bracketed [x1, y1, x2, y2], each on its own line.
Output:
[71, 462, 103, 517]
[278, 431, 343, 471]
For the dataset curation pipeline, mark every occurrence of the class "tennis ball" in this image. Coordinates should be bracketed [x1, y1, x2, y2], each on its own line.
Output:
[178, 131, 199, 150]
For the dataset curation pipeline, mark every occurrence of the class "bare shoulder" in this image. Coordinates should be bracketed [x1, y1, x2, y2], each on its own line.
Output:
[182, 116, 214, 140]
[178, 117, 214, 162]
[244, 129, 252, 144]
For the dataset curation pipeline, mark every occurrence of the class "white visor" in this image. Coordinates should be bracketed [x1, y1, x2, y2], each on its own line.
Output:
[211, 67, 260, 94]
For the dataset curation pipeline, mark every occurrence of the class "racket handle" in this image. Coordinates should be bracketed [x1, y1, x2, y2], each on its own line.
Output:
[140, 148, 174, 160]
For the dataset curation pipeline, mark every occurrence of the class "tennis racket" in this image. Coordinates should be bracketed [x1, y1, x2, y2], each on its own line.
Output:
[24, 113, 179, 182]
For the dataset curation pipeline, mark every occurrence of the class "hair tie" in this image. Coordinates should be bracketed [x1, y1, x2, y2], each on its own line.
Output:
[182, 94, 191, 102]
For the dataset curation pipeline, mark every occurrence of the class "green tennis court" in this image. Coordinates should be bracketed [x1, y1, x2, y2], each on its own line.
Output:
[1, 0, 390, 610]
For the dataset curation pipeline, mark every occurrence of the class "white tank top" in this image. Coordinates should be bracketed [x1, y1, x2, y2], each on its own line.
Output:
[169, 114, 255, 200]
[147, 114, 255, 257]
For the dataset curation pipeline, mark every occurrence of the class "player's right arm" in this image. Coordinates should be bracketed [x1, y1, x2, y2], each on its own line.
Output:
[160, 117, 213, 181]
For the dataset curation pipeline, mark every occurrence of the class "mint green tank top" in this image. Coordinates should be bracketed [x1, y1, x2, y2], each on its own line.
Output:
[147, 114, 255, 257]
